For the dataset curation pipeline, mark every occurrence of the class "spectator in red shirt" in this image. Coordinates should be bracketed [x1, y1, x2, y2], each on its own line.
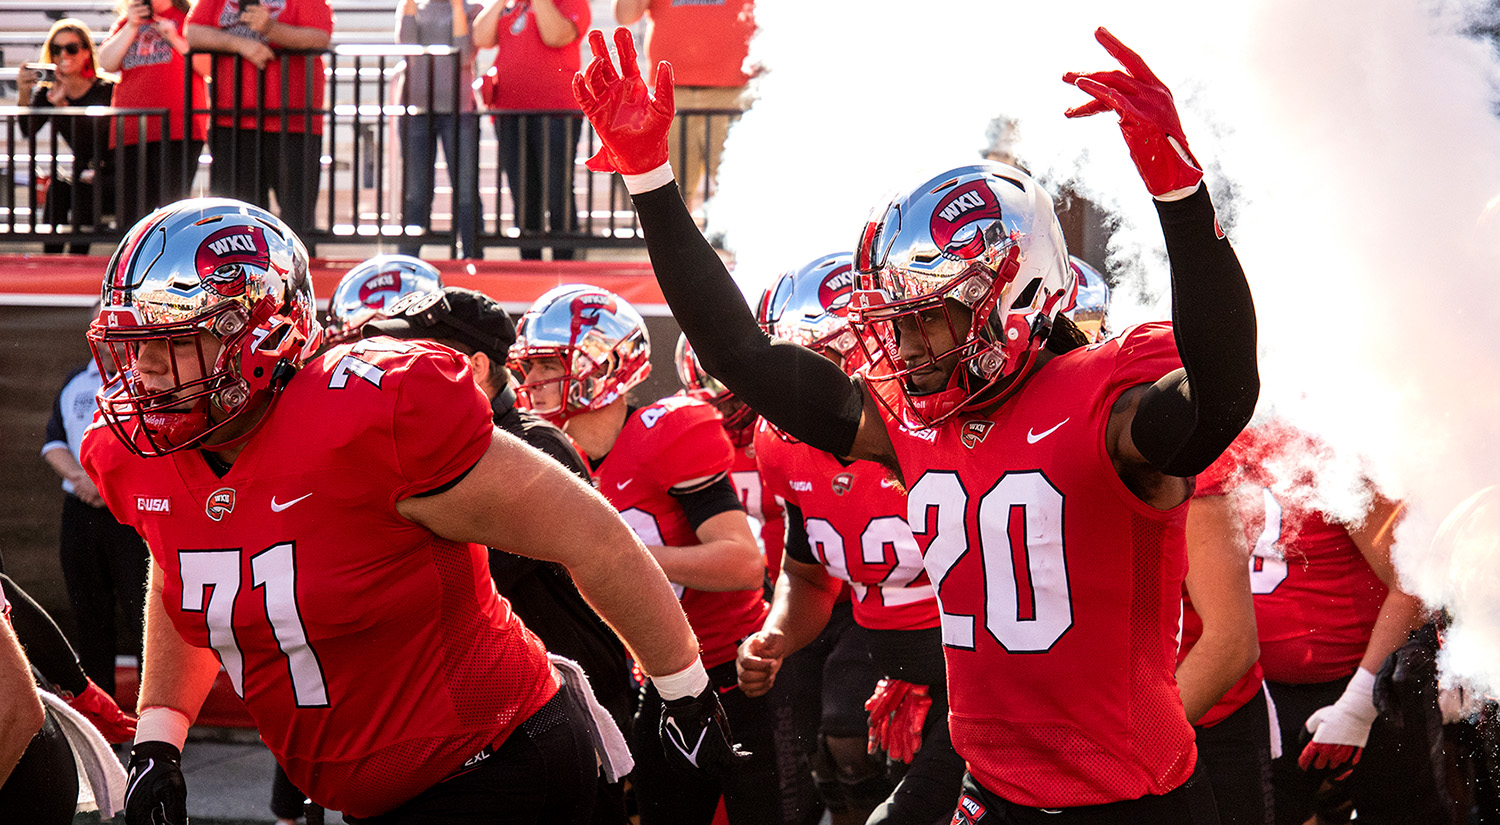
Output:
[184, 0, 333, 241]
[613, 0, 755, 207]
[473, 0, 589, 260]
[97, 0, 210, 229]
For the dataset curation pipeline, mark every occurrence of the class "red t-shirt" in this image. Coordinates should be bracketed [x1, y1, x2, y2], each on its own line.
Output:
[730, 425, 785, 580]
[108, 8, 209, 144]
[643, 0, 754, 87]
[187, 0, 333, 133]
[484, 0, 589, 111]
[882, 323, 1195, 809]
[83, 339, 557, 818]
[756, 424, 937, 632]
[1202, 422, 1387, 684]
[594, 396, 768, 669]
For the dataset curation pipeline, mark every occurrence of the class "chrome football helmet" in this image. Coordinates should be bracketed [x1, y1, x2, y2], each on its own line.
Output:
[758, 252, 862, 373]
[88, 198, 318, 457]
[675, 333, 755, 446]
[1065, 255, 1111, 343]
[508, 284, 652, 422]
[325, 254, 443, 342]
[849, 162, 1073, 428]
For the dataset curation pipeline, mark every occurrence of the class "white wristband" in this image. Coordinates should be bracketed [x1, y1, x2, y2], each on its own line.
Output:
[623, 162, 675, 196]
[651, 657, 709, 701]
[1340, 667, 1378, 709]
[135, 705, 191, 750]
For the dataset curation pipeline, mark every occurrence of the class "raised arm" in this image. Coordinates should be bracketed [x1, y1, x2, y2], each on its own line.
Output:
[575, 27, 872, 459]
[1066, 27, 1258, 478]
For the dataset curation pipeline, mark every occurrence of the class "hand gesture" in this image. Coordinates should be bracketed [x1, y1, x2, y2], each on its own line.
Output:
[126, 0, 153, 27]
[571, 27, 674, 175]
[735, 629, 785, 698]
[1063, 27, 1202, 199]
[659, 684, 753, 778]
[124, 741, 188, 825]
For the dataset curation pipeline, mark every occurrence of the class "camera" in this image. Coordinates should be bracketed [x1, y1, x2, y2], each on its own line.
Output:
[23, 63, 56, 84]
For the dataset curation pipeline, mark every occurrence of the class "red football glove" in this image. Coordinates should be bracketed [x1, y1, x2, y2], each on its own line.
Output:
[1298, 668, 1379, 776]
[1063, 27, 1203, 199]
[864, 678, 931, 764]
[572, 27, 675, 175]
[63, 678, 138, 744]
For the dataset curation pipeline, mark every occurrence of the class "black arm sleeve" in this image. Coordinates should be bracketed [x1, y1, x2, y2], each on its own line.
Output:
[780, 502, 818, 566]
[632, 184, 866, 456]
[669, 474, 745, 531]
[1132, 187, 1260, 477]
[0, 574, 88, 695]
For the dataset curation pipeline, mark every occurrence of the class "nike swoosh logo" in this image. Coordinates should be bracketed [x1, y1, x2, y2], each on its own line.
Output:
[717, 683, 737, 695]
[270, 493, 313, 512]
[615, 479, 633, 491]
[664, 717, 710, 767]
[125, 757, 153, 803]
[1026, 418, 1069, 444]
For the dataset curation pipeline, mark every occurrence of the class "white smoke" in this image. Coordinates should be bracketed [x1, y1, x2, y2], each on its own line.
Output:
[709, 0, 1500, 694]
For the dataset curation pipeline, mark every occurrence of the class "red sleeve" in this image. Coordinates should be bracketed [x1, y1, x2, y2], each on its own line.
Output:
[651, 402, 734, 491]
[187, 0, 224, 27]
[558, 0, 590, 34]
[1109, 322, 1185, 391]
[753, 425, 794, 503]
[285, 0, 335, 34]
[389, 347, 494, 501]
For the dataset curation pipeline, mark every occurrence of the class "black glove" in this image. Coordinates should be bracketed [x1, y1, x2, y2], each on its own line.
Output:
[124, 741, 188, 825]
[659, 685, 752, 778]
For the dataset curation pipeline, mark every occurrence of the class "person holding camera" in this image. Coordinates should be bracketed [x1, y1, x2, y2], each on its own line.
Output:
[17, 19, 115, 254]
[97, 0, 208, 229]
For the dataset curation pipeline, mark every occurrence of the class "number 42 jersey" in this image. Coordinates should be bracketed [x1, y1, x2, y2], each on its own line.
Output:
[83, 339, 558, 819]
[880, 322, 1195, 809]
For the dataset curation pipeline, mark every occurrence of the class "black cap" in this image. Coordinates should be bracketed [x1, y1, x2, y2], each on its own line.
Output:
[364, 286, 516, 362]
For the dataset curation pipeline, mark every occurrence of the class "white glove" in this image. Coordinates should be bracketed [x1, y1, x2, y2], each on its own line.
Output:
[1298, 667, 1379, 771]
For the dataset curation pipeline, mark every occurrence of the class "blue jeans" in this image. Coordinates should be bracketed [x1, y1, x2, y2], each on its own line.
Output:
[494, 113, 580, 261]
[400, 112, 480, 259]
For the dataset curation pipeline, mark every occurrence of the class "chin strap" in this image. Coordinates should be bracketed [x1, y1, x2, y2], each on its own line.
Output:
[201, 360, 299, 455]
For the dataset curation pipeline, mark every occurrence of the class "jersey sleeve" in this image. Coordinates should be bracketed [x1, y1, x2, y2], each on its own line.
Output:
[752, 425, 794, 503]
[389, 347, 495, 501]
[558, 0, 590, 32]
[1109, 322, 1185, 391]
[649, 402, 735, 492]
[186, 0, 224, 27]
[1193, 430, 1247, 498]
[287, 0, 335, 33]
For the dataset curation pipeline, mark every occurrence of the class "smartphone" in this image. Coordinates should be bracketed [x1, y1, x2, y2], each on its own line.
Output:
[136, 0, 153, 20]
[23, 63, 56, 84]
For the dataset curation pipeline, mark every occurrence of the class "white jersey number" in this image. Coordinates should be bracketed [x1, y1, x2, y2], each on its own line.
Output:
[908, 470, 1073, 653]
[1247, 486, 1289, 594]
[178, 544, 330, 707]
[803, 515, 928, 605]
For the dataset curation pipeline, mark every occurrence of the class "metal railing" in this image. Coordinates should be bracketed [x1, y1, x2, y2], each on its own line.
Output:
[0, 44, 744, 256]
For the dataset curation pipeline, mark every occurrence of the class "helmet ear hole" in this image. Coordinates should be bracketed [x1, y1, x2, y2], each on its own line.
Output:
[1013, 277, 1042, 309]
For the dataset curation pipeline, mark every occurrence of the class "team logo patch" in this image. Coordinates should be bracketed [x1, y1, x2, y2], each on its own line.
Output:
[195, 225, 269, 296]
[357, 270, 402, 309]
[931, 179, 1001, 261]
[960, 420, 994, 449]
[205, 487, 236, 521]
[570, 292, 617, 343]
[952, 793, 987, 823]
[817, 264, 855, 313]
[135, 495, 171, 515]
[831, 472, 854, 496]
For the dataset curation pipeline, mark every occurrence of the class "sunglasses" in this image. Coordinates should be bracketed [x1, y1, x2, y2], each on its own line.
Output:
[52, 42, 84, 56]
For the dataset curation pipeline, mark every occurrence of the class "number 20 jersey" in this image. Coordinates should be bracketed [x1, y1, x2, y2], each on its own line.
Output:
[879, 322, 1194, 809]
[82, 339, 558, 819]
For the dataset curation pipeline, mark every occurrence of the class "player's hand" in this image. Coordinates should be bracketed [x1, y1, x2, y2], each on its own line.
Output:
[63, 678, 137, 744]
[572, 27, 674, 175]
[659, 684, 752, 778]
[124, 741, 188, 825]
[1063, 27, 1203, 200]
[864, 678, 931, 764]
[736, 629, 786, 698]
[1299, 668, 1379, 774]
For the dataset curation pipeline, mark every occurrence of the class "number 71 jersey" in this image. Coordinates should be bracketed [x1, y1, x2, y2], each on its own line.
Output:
[880, 322, 1195, 809]
[82, 340, 558, 818]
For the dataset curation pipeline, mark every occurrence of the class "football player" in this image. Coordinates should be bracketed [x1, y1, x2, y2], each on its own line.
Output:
[575, 25, 1258, 824]
[1205, 421, 1439, 824]
[736, 252, 961, 825]
[323, 252, 443, 344]
[82, 199, 742, 825]
[510, 284, 813, 825]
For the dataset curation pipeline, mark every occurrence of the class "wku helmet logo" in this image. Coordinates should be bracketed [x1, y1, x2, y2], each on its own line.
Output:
[357, 271, 402, 309]
[196, 226, 270, 296]
[569, 292, 617, 343]
[931, 180, 1001, 261]
[205, 487, 236, 521]
[831, 472, 854, 496]
[817, 264, 855, 313]
[960, 420, 994, 449]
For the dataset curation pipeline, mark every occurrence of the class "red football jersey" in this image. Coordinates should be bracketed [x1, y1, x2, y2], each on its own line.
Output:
[1198, 422, 1386, 684]
[755, 424, 938, 632]
[880, 323, 1195, 808]
[731, 430, 787, 581]
[594, 396, 769, 669]
[83, 339, 558, 818]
